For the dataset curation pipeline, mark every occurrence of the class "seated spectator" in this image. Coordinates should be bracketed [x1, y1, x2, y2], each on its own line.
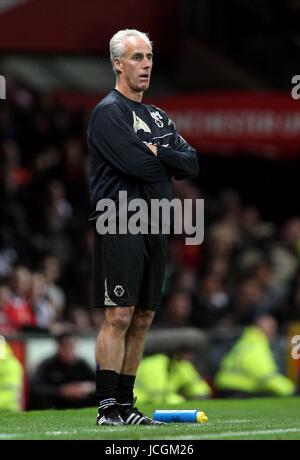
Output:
[31, 272, 58, 330]
[29, 332, 95, 409]
[158, 290, 193, 328]
[41, 255, 65, 316]
[91, 309, 104, 330]
[134, 352, 212, 405]
[270, 218, 300, 287]
[284, 267, 300, 322]
[214, 314, 295, 397]
[68, 306, 93, 333]
[4, 266, 36, 331]
[0, 285, 16, 335]
[239, 205, 275, 248]
[0, 341, 23, 411]
[44, 180, 73, 236]
[168, 269, 196, 293]
[231, 276, 262, 325]
[191, 272, 231, 328]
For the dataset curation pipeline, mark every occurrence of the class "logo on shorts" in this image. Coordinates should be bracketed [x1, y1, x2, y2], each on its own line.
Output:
[114, 285, 125, 297]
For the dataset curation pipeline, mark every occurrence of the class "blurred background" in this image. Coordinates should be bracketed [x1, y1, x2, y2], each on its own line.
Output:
[0, 0, 300, 410]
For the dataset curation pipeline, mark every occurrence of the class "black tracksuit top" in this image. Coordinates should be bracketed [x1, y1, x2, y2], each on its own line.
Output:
[88, 89, 199, 221]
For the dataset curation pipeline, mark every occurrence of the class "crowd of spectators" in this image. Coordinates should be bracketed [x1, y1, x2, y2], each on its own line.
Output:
[1, 84, 300, 340]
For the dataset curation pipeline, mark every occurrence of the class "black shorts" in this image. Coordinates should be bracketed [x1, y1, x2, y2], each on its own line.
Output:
[92, 228, 167, 310]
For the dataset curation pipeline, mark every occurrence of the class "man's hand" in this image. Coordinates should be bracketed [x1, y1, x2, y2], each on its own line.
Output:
[146, 143, 157, 156]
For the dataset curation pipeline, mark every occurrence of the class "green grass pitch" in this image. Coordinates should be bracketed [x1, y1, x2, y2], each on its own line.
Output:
[1, 397, 300, 440]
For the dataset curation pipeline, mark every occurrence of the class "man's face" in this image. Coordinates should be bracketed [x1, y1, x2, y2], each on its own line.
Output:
[115, 36, 153, 93]
[58, 337, 77, 363]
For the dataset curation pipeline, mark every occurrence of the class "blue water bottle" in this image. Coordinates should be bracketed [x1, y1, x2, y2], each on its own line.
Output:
[153, 409, 208, 423]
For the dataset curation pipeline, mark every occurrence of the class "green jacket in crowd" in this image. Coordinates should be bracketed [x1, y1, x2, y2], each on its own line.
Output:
[0, 342, 23, 411]
[134, 353, 212, 404]
[215, 326, 295, 396]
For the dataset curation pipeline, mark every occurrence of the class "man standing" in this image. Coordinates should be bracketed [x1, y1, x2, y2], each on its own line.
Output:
[88, 29, 199, 425]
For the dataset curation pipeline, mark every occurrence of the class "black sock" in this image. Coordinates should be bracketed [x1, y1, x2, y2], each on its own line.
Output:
[96, 369, 120, 406]
[118, 374, 136, 404]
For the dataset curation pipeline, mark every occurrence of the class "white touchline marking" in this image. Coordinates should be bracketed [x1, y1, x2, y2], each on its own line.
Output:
[2, 426, 300, 440]
[162, 428, 300, 440]
[215, 419, 258, 424]
[44, 427, 128, 435]
[0, 427, 129, 439]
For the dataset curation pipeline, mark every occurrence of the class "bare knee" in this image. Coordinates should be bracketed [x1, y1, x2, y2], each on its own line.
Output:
[104, 306, 134, 333]
[131, 309, 155, 332]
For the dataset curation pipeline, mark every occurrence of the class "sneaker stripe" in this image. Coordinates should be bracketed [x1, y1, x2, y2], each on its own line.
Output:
[131, 415, 141, 425]
[97, 405, 124, 426]
[97, 417, 107, 424]
[99, 398, 116, 406]
[125, 413, 136, 424]
[99, 400, 117, 410]
[137, 417, 146, 425]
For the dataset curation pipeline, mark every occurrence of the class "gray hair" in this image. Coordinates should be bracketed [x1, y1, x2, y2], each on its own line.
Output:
[109, 29, 152, 75]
